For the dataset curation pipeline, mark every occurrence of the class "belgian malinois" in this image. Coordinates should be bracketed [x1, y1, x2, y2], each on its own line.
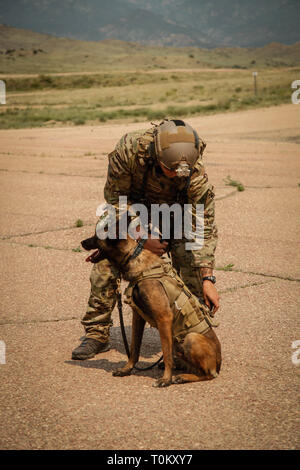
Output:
[81, 232, 221, 388]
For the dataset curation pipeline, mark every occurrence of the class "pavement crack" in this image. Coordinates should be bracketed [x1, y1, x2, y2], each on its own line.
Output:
[244, 185, 297, 189]
[1, 240, 299, 282]
[216, 266, 300, 282]
[215, 189, 237, 201]
[0, 239, 84, 253]
[0, 316, 79, 326]
[219, 279, 274, 294]
[0, 168, 105, 179]
[0, 223, 95, 240]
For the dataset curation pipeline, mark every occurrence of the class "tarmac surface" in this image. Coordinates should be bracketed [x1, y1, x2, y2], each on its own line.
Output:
[0, 104, 299, 450]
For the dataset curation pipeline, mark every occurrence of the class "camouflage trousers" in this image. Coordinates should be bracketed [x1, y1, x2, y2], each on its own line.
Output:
[81, 240, 205, 343]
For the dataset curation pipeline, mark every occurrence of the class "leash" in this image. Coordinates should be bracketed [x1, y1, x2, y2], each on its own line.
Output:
[116, 279, 163, 371]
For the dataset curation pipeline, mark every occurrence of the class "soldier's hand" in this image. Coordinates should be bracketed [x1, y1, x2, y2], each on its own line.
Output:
[203, 281, 220, 315]
[144, 238, 169, 256]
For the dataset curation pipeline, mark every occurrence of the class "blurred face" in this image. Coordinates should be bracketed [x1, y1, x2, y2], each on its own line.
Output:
[159, 162, 177, 179]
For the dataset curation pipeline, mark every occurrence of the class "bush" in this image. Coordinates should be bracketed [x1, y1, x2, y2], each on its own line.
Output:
[75, 219, 83, 227]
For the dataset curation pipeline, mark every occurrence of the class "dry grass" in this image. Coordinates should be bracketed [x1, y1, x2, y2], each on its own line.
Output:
[1, 26, 299, 128]
[0, 67, 298, 128]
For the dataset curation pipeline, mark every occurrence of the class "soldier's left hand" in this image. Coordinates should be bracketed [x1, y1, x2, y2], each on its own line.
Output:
[144, 238, 169, 256]
[203, 281, 220, 315]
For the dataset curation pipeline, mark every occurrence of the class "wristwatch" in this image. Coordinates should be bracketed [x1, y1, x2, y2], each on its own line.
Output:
[202, 276, 216, 284]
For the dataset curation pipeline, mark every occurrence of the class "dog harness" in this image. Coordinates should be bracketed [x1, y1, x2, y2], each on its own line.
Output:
[124, 261, 219, 343]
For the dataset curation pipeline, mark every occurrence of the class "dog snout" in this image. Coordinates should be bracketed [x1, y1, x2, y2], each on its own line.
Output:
[81, 235, 99, 251]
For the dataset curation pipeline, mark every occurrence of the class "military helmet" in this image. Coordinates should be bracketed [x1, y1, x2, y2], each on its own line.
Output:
[154, 119, 205, 176]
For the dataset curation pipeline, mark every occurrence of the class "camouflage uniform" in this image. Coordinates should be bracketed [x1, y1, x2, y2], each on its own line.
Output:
[81, 127, 218, 342]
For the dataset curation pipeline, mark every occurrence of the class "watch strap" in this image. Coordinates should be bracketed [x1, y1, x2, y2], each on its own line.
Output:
[202, 276, 216, 284]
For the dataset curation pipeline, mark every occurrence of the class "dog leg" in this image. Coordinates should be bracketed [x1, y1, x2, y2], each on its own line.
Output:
[172, 372, 217, 384]
[172, 332, 221, 384]
[153, 311, 174, 388]
[113, 310, 145, 377]
[131, 279, 174, 388]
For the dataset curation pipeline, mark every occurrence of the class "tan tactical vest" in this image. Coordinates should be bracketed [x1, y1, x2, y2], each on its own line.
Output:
[124, 261, 219, 343]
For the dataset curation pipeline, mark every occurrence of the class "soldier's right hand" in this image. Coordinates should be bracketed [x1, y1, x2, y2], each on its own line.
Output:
[144, 238, 169, 257]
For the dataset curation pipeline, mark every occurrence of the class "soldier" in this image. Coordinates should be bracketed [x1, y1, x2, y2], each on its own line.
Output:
[72, 119, 219, 360]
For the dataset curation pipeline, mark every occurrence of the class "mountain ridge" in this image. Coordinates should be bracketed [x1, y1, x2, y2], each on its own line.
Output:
[0, 0, 299, 48]
[1, 24, 300, 75]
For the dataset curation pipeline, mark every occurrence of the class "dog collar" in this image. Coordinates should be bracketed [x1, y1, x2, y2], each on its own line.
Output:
[121, 238, 147, 268]
[130, 238, 147, 260]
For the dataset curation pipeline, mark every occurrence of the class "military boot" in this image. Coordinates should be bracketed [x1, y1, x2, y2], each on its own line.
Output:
[72, 337, 110, 360]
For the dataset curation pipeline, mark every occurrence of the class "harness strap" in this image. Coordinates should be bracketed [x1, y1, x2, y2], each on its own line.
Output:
[174, 319, 211, 343]
[124, 262, 219, 344]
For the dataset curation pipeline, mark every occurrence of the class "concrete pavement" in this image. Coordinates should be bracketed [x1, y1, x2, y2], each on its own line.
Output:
[0, 104, 299, 449]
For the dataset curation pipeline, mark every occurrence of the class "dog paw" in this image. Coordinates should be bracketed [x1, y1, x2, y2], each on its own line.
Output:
[112, 368, 132, 377]
[172, 375, 186, 384]
[153, 378, 172, 388]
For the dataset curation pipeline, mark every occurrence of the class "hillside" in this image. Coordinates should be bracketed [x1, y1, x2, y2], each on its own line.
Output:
[1, 25, 300, 75]
[0, 0, 299, 48]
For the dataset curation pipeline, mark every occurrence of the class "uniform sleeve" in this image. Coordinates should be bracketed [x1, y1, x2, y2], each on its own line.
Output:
[104, 133, 136, 206]
[104, 150, 132, 206]
[187, 161, 218, 269]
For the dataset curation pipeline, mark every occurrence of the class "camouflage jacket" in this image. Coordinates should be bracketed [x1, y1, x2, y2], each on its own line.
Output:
[104, 127, 217, 269]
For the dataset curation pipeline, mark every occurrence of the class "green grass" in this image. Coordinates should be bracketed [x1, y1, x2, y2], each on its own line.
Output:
[0, 103, 235, 128]
[1, 30, 299, 130]
[223, 175, 245, 192]
[0, 86, 293, 129]
[217, 263, 235, 271]
[4, 72, 176, 92]
[75, 219, 83, 227]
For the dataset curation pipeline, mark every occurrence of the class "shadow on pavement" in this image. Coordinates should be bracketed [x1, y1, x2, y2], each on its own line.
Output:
[65, 358, 163, 378]
[66, 325, 163, 378]
[73, 325, 162, 357]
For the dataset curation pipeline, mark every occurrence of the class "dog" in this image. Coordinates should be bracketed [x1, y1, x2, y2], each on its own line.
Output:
[81, 231, 221, 388]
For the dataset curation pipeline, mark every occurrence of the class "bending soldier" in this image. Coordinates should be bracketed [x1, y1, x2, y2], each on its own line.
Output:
[72, 119, 219, 360]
